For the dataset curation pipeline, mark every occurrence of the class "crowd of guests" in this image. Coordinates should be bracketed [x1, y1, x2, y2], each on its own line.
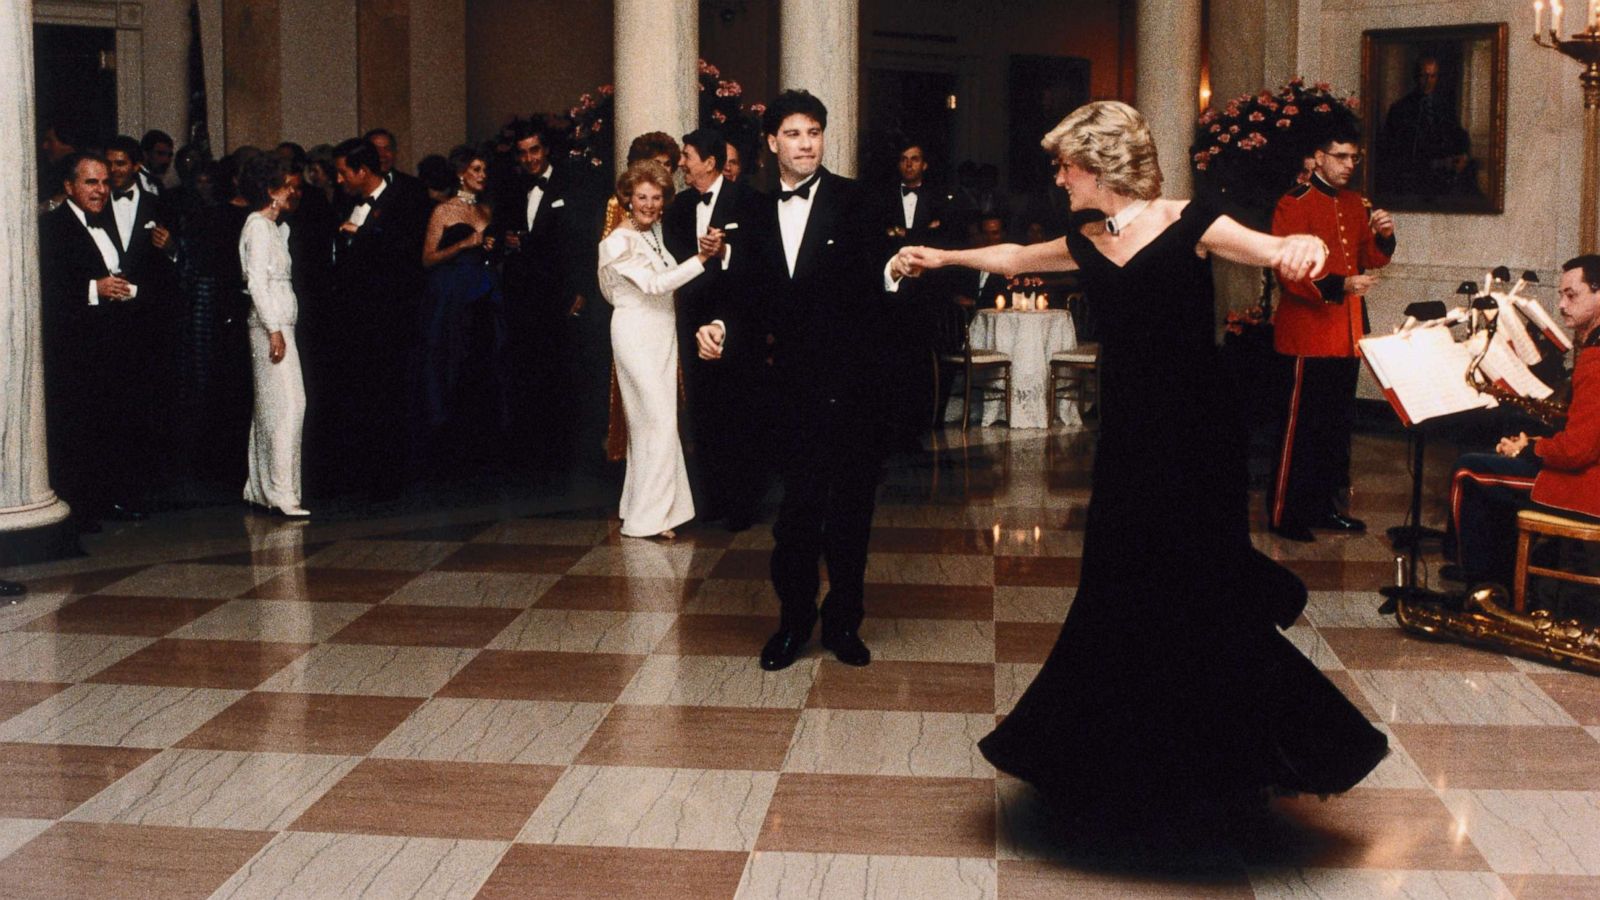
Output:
[33, 109, 1041, 535]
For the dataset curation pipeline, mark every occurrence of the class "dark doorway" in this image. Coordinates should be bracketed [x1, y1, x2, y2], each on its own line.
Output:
[862, 67, 959, 189]
[34, 24, 118, 162]
[1007, 55, 1090, 195]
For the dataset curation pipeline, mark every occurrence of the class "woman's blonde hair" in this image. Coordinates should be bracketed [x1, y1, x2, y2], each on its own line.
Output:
[616, 159, 676, 208]
[1040, 100, 1163, 201]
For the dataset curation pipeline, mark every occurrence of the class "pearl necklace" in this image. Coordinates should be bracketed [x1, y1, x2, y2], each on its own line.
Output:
[637, 223, 668, 262]
[455, 190, 477, 205]
[1104, 199, 1151, 237]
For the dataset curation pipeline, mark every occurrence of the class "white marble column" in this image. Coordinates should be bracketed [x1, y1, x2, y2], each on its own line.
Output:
[1136, 0, 1202, 199]
[779, 0, 859, 177]
[0, 0, 73, 548]
[613, 0, 698, 171]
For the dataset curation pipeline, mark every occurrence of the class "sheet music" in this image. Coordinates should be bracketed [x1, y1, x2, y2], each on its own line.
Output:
[1511, 294, 1574, 352]
[1471, 331, 1555, 399]
[1490, 292, 1542, 365]
[1359, 327, 1497, 424]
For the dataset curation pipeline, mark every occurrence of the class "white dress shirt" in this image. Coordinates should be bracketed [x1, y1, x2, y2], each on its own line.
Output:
[66, 200, 122, 305]
[695, 175, 731, 269]
[525, 163, 553, 231]
[346, 178, 386, 229]
[111, 183, 140, 251]
[901, 184, 919, 229]
[777, 174, 816, 277]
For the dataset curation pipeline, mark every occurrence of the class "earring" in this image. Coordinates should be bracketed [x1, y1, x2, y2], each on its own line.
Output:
[1095, 177, 1103, 189]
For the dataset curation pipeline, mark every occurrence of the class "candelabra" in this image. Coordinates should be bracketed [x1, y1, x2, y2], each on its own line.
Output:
[1535, 1, 1600, 251]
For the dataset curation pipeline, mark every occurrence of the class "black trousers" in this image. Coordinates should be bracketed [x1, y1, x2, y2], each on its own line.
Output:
[770, 413, 884, 637]
[1269, 355, 1359, 528]
[685, 357, 772, 523]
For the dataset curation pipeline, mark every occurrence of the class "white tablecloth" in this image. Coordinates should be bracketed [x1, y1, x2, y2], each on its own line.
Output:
[966, 308, 1080, 429]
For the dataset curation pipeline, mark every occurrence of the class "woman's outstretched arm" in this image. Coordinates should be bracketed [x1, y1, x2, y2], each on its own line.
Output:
[901, 238, 1077, 278]
[1199, 214, 1328, 284]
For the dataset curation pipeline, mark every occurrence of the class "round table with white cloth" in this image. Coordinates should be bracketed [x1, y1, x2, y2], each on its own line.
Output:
[966, 308, 1081, 429]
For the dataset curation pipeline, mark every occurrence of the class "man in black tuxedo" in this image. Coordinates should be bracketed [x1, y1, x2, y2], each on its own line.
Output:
[876, 140, 951, 252]
[330, 137, 431, 500]
[363, 127, 430, 209]
[105, 136, 179, 450]
[664, 127, 772, 530]
[492, 119, 604, 461]
[38, 153, 150, 529]
[695, 90, 919, 670]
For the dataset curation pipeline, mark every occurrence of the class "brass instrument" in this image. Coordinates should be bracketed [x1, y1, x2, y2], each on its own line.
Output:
[1462, 287, 1570, 428]
[1396, 584, 1600, 676]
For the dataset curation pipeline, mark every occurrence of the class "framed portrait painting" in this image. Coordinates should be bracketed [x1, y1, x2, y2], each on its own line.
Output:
[1361, 23, 1507, 214]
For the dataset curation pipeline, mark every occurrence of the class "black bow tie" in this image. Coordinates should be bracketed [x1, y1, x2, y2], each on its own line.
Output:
[699, 191, 715, 206]
[353, 196, 371, 207]
[901, 185, 921, 197]
[529, 175, 550, 191]
[778, 175, 818, 203]
[113, 189, 135, 202]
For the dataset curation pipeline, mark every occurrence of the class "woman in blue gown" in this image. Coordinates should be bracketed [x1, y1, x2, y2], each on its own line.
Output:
[904, 101, 1387, 817]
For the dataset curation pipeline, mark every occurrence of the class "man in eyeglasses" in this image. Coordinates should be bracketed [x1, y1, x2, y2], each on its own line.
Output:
[1267, 124, 1397, 542]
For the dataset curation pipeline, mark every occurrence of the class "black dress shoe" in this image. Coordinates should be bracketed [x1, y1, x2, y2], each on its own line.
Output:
[759, 629, 810, 671]
[103, 503, 147, 522]
[821, 630, 871, 667]
[1312, 512, 1366, 533]
[1270, 522, 1315, 543]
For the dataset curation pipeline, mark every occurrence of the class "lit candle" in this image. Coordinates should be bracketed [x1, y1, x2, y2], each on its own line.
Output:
[995, 293, 1007, 310]
[1554, 0, 1565, 33]
[1535, 0, 1546, 36]
[1039, 294, 1050, 309]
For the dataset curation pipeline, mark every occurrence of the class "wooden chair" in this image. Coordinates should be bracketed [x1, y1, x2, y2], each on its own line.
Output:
[1513, 509, 1600, 612]
[936, 314, 1011, 430]
[1048, 342, 1100, 427]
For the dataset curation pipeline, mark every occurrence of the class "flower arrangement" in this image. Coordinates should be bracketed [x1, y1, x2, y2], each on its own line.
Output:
[1190, 77, 1361, 228]
[564, 59, 764, 174]
[1224, 302, 1268, 336]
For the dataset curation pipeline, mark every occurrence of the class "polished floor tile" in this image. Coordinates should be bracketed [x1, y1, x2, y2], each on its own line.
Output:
[328, 604, 521, 648]
[757, 773, 995, 857]
[992, 587, 1072, 623]
[863, 618, 995, 663]
[101, 564, 283, 599]
[993, 557, 1080, 587]
[866, 584, 995, 621]
[290, 757, 563, 840]
[175, 692, 423, 755]
[0, 683, 243, 748]
[999, 859, 1252, 899]
[87, 638, 314, 690]
[384, 571, 559, 608]
[479, 844, 749, 899]
[534, 574, 701, 612]
[1321, 628, 1519, 672]
[306, 540, 461, 571]
[739, 852, 997, 899]
[434, 542, 589, 574]
[1528, 673, 1600, 726]
[1352, 672, 1577, 726]
[490, 608, 677, 654]
[573, 705, 796, 772]
[18, 595, 227, 637]
[1437, 789, 1600, 875]
[258, 644, 478, 697]
[782, 709, 995, 778]
[0, 820, 273, 900]
[169, 599, 370, 643]
[995, 622, 1059, 664]
[0, 682, 71, 724]
[0, 743, 159, 818]
[370, 697, 609, 765]
[0, 632, 153, 682]
[241, 568, 418, 603]
[619, 654, 817, 708]
[439, 649, 646, 702]
[654, 614, 773, 656]
[210, 831, 507, 900]
[519, 764, 778, 851]
[806, 660, 995, 713]
[568, 545, 725, 579]
[1391, 724, 1600, 791]
[1234, 789, 1491, 871]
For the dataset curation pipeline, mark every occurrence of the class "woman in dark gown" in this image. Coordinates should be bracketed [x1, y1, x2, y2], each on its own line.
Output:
[905, 101, 1387, 816]
[420, 145, 510, 431]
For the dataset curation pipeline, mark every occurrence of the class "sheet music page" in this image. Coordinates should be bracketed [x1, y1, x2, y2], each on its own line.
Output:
[1491, 293, 1542, 365]
[1359, 327, 1497, 423]
[1476, 331, 1555, 399]
[1511, 295, 1574, 352]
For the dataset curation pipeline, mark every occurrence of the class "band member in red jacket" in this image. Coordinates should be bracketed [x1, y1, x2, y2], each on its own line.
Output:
[1447, 255, 1600, 585]
[1268, 125, 1395, 541]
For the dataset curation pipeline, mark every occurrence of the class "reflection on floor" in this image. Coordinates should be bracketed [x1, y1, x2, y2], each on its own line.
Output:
[0, 428, 1596, 899]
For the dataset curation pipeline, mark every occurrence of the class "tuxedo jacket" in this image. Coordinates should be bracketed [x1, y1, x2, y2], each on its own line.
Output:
[38, 204, 133, 395]
[333, 181, 431, 319]
[717, 168, 896, 429]
[662, 177, 767, 332]
[874, 183, 951, 251]
[108, 186, 174, 292]
[492, 163, 603, 311]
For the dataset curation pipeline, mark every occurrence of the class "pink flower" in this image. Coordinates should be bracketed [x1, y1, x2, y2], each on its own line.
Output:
[1218, 133, 1231, 143]
[1315, 103, 1331, 113]
[1248, 111, 1265, 122]
[712, 110, 727, 123]
[749, 103, 766, 114]
[1315, 81, 1332, 92]
[1289, 76, 1305, 87]
[1210, 123, 1222, 133]
[1344, 96, 1361, 111]
[598, 85, 615, 96]
[1228, 124, 1240, 133]
[1196, 160, 1209, 171]
[1208, 146, 1222, 156]
[1283, 105, 1299, 115]
[1276, 118, 1292, 129]
[1199, 109, 1217, 125]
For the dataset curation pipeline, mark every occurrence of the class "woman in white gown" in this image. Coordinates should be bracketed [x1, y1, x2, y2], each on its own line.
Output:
[598, 160, 723, 538]
[238, 155, 309, 517]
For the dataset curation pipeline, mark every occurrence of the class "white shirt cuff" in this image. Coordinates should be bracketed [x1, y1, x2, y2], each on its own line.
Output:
[87, 280, 99, 306]
[883, 259, 902, 293]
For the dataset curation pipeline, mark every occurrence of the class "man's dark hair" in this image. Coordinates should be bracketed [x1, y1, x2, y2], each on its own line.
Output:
[1564, 255, 1600, 292]
[507, 117, 554, 147]
[45, 120, 88, 150]
[238, 155, 294, 209]
[362, 127, 397, 147]
[681, 127, 726, 171]
[418, 154, 455, 194]
[140, 130, 174, 155]
[1316, 123, 1363, 153]
[105, 134, 143, 163]
[332, 138, 381, 174]
[276, 141, 308, 170]
[762, 90, 828, 136]
[893, 135, 925, 158]
[60, 151, 108, 184]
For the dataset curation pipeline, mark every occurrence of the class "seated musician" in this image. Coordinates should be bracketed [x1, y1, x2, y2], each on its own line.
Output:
[1446, 254, 1600, 585]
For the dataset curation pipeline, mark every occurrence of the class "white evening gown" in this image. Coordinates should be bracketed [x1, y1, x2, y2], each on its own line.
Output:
[239, 211, 306, 513]
[597, 225, 704, 536]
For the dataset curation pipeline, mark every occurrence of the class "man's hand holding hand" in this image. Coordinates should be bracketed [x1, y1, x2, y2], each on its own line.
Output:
[696, 322, 726, 361]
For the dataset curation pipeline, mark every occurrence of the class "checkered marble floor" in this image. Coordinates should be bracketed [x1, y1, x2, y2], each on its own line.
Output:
[0, 428, 1597, 899]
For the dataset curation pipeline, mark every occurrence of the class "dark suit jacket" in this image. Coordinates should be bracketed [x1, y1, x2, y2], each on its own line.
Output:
[493, 162, 604, 313]
[333, 180, 431, 337]
[107, 185, 173, 291]
[662, 177, 767, 331]
[717, 168, 897, 444]
[874, 183, 952, 251]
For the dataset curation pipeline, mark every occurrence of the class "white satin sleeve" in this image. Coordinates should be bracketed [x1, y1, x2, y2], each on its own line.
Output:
[239, 214, 298, 330]
[597, 229, 705, 304]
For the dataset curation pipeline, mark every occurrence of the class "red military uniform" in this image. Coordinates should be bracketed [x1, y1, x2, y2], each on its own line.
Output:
[1532, 343, 1600, 517]
[1267, 175, 1395, 536]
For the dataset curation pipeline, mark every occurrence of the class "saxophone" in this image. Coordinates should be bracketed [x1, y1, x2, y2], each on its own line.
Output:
[1463, 293, 1570, 428]
[1396, 584, 1600, 677]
